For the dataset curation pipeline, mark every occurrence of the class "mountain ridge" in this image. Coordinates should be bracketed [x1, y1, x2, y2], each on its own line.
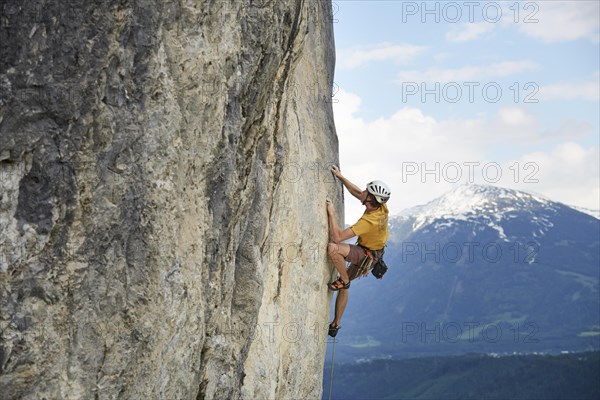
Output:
[393, 183, 598, 224]
[390, 183, 595, 245]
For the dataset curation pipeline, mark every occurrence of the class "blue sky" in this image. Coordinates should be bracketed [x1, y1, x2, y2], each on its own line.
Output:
[331, 0, 600, 223]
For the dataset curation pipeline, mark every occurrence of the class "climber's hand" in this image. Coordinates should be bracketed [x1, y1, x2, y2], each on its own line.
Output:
[326, 197, 335, 216]
[330, 165, 342, 179]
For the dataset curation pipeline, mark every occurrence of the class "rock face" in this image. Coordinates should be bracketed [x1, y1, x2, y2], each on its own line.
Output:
[0, 1, 340, 399]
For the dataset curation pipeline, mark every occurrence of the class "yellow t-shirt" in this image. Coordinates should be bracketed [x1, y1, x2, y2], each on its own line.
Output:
[350, 203, 389, 250]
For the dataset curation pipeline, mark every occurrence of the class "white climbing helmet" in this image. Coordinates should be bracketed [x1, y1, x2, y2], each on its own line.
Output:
[367, 180, 391, 204]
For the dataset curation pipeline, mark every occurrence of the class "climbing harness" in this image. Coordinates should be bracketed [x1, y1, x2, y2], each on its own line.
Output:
[355, 247, 375, 277]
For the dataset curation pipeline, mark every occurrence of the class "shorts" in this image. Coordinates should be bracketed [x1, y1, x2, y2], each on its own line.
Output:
[345, 244, 367, 266]
[345, 244, 370, 281]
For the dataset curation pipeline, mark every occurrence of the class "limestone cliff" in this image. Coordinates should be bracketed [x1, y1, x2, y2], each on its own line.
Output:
[0, 1, 340, 399]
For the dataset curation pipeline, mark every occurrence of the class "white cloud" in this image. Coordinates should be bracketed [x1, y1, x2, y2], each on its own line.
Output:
[540, 119, 594, 140]
[540, 79, 600, 101]
[505, 143, 600, 211]
[336, 43, 428, 69]
[515, 1, 600, 43]
[446, 22, 495, 42]
[396, 61, 538, 83]
[496, 106, 536, 128]
[333, 89, 599, 223]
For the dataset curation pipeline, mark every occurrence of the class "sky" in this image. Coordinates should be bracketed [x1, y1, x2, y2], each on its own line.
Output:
[330, 0, 600, 224]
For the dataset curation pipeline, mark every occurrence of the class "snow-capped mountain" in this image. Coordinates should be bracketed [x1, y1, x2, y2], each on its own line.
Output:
[333, 184, 600, 363]
[394, 184, 555, 225]
[390, 184, 581, 244]
[570, 205, 600, 220]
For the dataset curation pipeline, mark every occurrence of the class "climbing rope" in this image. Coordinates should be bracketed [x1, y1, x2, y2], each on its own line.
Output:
[327, 260, 338, 400]
[327, 175, 342, 400]
[327, 337, 336, 400]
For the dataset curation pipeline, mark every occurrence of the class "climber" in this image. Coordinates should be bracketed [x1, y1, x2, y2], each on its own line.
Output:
[326, 165, 391, 337]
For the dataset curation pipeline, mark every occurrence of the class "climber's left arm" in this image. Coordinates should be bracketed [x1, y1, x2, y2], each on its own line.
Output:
[326, 198, 356, 244]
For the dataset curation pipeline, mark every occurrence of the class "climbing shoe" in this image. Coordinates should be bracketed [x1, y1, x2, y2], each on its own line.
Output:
[328, 277, 350, 291]
[328, 323, 340, 337]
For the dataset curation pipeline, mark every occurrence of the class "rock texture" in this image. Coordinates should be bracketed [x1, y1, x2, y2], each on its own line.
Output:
[0, 1, 341, 399]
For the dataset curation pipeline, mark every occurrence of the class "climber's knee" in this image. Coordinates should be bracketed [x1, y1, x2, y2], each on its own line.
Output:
[328, 242, 352, 260]
[327, 242, 339, 258]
